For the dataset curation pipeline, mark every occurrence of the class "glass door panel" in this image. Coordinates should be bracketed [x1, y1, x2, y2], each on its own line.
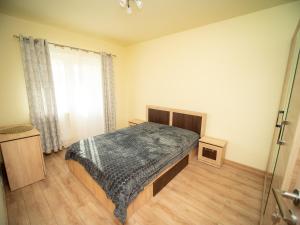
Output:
[260, 27, 300, 222]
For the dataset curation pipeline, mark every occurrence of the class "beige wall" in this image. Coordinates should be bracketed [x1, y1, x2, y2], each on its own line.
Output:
[0, 13, 128, 129]
[125, 2, 300, 170]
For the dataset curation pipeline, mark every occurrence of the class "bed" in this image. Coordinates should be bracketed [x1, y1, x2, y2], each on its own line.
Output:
[66, 106, 206, 224]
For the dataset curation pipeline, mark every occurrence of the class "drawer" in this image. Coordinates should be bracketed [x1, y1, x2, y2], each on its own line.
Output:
[198, 142, 224, 168]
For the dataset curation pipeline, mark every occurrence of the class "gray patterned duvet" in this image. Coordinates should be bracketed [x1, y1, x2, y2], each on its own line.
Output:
[65, 122, 199, 224]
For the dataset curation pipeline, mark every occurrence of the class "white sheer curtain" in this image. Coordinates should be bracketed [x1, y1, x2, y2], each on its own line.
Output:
[49, 45, 105, 146]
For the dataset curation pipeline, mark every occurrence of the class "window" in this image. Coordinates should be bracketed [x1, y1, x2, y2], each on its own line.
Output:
[49, 45, 105, 146]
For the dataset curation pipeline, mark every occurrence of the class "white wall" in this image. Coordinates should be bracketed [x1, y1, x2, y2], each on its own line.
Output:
[125, 2, 300, 170]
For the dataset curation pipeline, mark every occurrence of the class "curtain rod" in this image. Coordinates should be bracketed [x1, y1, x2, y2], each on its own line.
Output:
[13, 35, 116, 57]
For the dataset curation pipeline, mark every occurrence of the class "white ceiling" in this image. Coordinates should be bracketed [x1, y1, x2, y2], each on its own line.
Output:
[0, 0, 297, 45]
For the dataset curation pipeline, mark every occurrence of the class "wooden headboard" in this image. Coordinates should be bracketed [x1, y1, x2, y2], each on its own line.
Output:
[146, 105, 206, 137]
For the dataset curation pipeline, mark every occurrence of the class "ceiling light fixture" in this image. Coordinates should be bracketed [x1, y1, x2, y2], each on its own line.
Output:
[119, 0, 143, 14]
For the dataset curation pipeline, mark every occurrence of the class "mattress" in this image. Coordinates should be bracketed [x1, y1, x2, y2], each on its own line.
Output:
[65, 122, 199, 223]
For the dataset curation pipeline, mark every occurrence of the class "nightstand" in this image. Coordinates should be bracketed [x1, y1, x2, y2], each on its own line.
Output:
[198, 136, 227, 168]
[128, 119, 145, 126]
[0, 127, 46, 191]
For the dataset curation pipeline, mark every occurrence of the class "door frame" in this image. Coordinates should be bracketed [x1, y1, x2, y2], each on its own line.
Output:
[283, 113, 300, 192]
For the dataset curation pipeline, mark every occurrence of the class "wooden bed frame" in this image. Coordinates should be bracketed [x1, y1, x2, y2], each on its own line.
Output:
[67, 106, 206, 224]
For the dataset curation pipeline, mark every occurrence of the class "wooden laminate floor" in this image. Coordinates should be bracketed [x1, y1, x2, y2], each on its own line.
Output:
[5, 150, 263, 225]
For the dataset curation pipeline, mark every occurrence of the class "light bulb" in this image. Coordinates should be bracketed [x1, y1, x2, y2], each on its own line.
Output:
[126, 5, 132, 14]
[135, 0, 143, 9]
[119, 0, 127, 8]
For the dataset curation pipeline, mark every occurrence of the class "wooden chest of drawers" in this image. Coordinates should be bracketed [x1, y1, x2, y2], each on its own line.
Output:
[198, 136, 227, 168]
[0, 128, 46, 191]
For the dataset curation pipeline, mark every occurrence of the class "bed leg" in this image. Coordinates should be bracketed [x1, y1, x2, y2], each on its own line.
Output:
[188, 147, 198, 161]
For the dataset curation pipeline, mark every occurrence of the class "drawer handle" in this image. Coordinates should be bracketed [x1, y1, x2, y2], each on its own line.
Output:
[276, 110, 284, 127]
